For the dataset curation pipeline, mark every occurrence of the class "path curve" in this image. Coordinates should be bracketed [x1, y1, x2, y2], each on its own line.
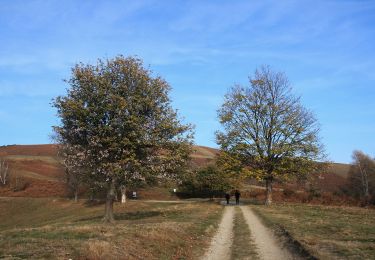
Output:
[240, 206, 294, 260]
[202, 206, 234, 260]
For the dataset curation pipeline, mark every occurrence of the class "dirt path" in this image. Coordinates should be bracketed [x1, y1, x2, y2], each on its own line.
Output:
[203, 205, 295, 260]
[202, 206, 235, 260]
[240, 206, 294, 260]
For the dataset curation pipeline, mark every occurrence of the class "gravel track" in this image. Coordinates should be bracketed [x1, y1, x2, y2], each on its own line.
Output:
[202, 206, 235, 260]
[203, 204, 295, 260]
[240, 206, 294, 260]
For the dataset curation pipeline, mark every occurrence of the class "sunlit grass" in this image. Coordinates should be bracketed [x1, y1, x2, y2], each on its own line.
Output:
[0, 198, 223, 259]
[252, 203, 375, 259]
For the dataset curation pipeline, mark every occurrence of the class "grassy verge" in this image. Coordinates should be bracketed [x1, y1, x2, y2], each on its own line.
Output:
[0, 197, 223, 259]
[252, 203, 375, 259]
[231, 207, 259, 260]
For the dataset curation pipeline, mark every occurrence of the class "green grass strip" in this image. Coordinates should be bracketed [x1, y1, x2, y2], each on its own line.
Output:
[231, 207, 259, 260]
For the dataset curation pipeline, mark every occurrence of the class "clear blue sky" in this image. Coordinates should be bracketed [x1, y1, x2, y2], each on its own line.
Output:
[0, 0, 374, 163]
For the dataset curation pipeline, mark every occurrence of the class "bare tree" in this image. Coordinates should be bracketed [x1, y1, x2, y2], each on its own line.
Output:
[349, 150, 375, 205]
[217, 65, 324, 205]
[0, 159, 9, 185]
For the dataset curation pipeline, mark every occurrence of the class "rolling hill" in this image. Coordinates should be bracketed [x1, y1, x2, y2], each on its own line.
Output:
[0, 144, 350, 197]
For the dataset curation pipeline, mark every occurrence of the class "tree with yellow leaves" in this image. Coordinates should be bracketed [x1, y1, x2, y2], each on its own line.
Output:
[217, 66, 324, 205]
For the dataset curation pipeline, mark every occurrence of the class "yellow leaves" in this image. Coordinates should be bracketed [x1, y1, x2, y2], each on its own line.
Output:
[250, 79, 265, 86]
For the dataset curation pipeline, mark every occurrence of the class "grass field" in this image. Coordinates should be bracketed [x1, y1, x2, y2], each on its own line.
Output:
[1, 197, 374, 259]
[252, 203, 375, 259]
[231, 207, 259, 260]
[0, 198, 223, 259]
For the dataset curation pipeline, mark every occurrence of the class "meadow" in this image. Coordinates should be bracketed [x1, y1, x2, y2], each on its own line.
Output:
[1, 197, 374, 259]
[0, 198, 222, 259]
[252, 203, 375, 259]
[1, 144, 374, 259]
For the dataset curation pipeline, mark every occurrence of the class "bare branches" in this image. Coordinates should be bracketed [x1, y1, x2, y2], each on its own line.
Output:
[352, 151, 374, 200]
[0, 159, 9, 185]
[217, 65, 325, 205]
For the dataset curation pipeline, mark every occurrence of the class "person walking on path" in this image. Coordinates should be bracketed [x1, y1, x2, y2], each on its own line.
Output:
[225, 193, 230, 204]
[235, 190, 240, 205]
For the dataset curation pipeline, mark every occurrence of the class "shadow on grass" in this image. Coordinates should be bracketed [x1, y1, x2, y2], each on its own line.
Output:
[84, 200, 105, 207]
[76, 211, 162, 222]
[76, 215, 103, 222]
[115, 211, 161, 220]
[237, 199, 264, 205]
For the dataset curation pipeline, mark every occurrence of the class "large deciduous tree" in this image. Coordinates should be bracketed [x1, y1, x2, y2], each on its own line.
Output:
[53, 56, 193, 222]
[217, 66, 324, 205]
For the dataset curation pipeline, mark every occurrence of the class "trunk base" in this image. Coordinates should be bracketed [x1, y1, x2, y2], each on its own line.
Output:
[103, 180, 116, 223]
[121, 185, 126, 204]
[265, 177, 273, 206]
[74, 190, 78, 203]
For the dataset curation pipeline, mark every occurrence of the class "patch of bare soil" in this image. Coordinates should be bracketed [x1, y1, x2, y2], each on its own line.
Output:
[240, 206, 295, 260]
[202, 206, 234, 260]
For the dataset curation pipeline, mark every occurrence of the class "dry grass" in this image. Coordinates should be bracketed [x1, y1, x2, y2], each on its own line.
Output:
[83, 240, 112, 260]
[231, 207, 259, 260]
[0, 198, 223, 259]
[191, 146, 218, 159]
[252, 203, 375, 259]
[4, 155, 59, 164]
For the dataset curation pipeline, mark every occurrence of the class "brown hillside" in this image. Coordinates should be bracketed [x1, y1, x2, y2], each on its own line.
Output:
[0, 144, 350, 197]
[0, 144, 218, 162]
[0, 144, 219, 197]
[190, 145, 219, 167]
[327, 162, 351, 178]
[311, 162, 351, 193]
[0, 144, 58, 157]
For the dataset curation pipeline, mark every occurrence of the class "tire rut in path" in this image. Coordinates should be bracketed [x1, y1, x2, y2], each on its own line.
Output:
[202, 206, 235, 260]
[240, 206, 294, 260]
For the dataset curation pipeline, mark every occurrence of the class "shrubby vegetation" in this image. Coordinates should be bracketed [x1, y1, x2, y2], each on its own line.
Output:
[178, 164, 233, 198]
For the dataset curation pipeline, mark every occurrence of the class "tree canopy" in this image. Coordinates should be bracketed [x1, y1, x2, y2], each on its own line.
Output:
[217, 65, 324, 205]
[179, 164, 233, 198]
[53, 55, 193, 222]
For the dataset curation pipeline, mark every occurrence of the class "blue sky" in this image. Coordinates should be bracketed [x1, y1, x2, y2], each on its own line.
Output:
[0, 0, 374, 163]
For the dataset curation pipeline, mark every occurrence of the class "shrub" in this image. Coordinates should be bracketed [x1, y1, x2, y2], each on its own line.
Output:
[12, 176, 30, 192]
[282, 188, 295, 197]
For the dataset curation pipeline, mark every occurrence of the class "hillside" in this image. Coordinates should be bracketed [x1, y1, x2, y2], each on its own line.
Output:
[0, 144, 349, 197]
[0, 144, 218, 197]
[314, 162, 351, 193]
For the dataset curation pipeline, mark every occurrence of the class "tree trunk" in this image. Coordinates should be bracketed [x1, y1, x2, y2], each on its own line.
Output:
[357, 159, 370, 206]
[358, 160, 370, 198]
[74, 188, 78, 203]
[103, 180, 116, 223]
[89, 188, 94, 201]
[120, 185, 126, 204]
[265, 177, 273, 206]
[114, 191, 118, 201]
